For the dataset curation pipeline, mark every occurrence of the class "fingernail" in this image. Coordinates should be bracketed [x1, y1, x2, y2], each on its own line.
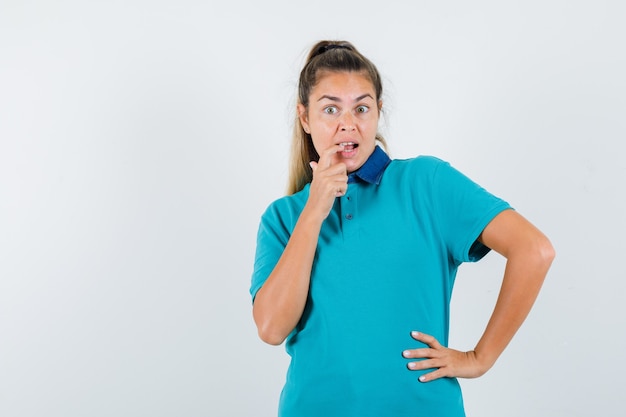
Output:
[411, 331, 420, 337]
[419, 376, 426, 382]
[408, 362, 417, 370]
[402, 350, 410, 358]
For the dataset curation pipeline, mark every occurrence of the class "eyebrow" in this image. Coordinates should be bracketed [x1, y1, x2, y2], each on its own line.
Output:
[317, 93, 374, 102]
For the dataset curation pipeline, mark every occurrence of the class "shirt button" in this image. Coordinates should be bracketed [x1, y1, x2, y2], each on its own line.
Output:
[345, 213, 353, 220]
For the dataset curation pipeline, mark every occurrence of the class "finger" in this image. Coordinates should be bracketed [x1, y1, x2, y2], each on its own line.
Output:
[411, 331, 443, 349]
[335, 186, 347, 197]
[402, 348, 436, 359]
[417, 367, 449, 383]
[316, 144, 345, 170]
[406, 358, 440, 371]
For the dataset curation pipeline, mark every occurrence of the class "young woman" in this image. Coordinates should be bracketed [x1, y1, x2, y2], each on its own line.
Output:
[250, 40, 555, 417]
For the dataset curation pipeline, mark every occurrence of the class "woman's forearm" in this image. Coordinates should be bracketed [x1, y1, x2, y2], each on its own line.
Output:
[403, 210, 555, 382]
[473, 217, 555, 372]
[252, 208, 323, 345]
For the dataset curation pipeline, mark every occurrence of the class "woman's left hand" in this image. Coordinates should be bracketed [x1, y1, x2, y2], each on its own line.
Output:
[402, 331, 489, 382]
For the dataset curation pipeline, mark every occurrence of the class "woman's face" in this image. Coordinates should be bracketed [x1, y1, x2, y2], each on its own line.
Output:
[298, 71, 381, 173]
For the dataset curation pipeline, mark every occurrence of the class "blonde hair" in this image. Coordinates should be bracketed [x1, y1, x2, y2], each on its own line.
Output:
[286, 40, 388, 195]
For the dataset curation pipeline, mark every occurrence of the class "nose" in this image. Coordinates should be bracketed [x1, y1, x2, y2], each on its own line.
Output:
[339, 112, 356, 132]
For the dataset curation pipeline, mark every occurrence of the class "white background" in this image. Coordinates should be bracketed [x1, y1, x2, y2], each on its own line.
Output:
[1, 1, 624, 416]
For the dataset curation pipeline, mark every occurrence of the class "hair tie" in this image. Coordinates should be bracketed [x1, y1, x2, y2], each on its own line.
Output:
[317, 44, 351, 55]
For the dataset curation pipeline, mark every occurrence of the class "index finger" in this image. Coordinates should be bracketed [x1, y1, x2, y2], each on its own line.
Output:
[411, 331, 443, 349]
[315, 144, 345, 170]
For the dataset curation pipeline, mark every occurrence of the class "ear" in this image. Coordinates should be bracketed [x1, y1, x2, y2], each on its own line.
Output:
[378, 99, 383, 112]
[297, 103, 310, 134]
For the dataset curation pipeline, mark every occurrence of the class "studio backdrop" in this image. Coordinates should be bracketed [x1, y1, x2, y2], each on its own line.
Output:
[0, 1, 624, 416]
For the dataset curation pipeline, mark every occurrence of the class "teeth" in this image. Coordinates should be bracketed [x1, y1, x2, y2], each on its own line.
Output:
[340, 142, 355, 146]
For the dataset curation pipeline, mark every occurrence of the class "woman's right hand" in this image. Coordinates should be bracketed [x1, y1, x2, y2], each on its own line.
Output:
[254, 144, 347, 345]
[306, 144, 348, 221]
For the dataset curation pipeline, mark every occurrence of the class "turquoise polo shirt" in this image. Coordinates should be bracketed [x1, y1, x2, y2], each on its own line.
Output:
[251, 147, 511, 417]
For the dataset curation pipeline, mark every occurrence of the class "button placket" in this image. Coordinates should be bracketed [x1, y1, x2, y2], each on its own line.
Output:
[343, 191, 354, 221]
[340, 185, 358, 236]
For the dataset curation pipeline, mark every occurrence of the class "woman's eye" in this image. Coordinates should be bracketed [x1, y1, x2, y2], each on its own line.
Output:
[324, 106, 338, 114]
[356, 105, 369, 113]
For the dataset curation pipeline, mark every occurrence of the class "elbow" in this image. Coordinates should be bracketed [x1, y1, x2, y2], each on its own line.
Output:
[253, 307, 289, 346]
[256, 323, 287, 346]
[537, 235, 556, 267]
[509, 233, 555, 274]
[523, 234, 555, 277]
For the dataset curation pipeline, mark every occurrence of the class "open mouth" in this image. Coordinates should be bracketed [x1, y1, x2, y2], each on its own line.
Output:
[339, 142, 359, 152]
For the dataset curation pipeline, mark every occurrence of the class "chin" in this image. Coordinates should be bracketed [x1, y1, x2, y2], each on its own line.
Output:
[346, 160, 365, 173]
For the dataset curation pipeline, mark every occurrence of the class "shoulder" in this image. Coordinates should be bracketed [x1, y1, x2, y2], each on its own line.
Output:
[261, 185, 309, 223]
[385, 155, 452, 182]
[383, 155, 484, 199]
[390, 154, 449, 171]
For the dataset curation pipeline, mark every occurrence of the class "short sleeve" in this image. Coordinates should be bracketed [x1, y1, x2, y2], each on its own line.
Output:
[430, 160, 512, 264]
[250, 205, 290, 301]
[250, 189, 309, 301]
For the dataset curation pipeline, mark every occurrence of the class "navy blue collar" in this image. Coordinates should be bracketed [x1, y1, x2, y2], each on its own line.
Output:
[347, 145, 391, 185]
